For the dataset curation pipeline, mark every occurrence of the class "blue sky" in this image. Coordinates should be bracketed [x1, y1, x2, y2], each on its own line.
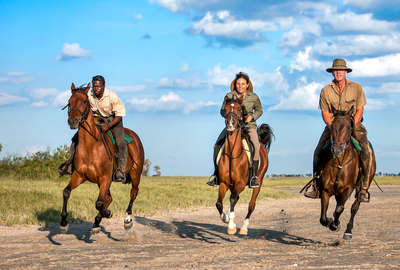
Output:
[1, 0, 400, 176]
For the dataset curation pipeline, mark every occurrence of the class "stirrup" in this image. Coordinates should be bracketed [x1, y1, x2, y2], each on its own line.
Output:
[358, 191, 370, 203]
[249, 176, 260, 188]
[114, 170, 127, 183]
[303, 177, 320, 199]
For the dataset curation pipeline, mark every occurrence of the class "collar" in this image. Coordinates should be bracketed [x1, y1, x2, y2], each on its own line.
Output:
[91, 88, 110, 101]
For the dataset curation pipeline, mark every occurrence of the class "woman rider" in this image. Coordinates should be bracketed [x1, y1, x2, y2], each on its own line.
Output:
[207, 72, 263, 188]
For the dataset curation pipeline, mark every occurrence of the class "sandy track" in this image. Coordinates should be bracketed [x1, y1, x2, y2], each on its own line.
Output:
[0, 186, 399, 269]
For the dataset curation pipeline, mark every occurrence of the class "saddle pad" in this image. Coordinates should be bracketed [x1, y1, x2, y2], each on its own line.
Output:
[322, 137, 373, 153]
[106, 131, 134, 145]
[216, 139, 251, 165]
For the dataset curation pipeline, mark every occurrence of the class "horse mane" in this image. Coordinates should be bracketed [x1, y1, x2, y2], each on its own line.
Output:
[73, 84, 89, 94]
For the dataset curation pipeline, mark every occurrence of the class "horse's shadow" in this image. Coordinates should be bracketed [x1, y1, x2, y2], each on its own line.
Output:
[134, 216, 321, 246]
[36, 208, 120, 245]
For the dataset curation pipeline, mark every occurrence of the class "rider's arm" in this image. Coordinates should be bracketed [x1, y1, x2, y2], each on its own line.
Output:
[102, 116, 122, 131]
[353, 106, 363, 128]
[252, 95, 263, 121]
[322, 111, 332, 128]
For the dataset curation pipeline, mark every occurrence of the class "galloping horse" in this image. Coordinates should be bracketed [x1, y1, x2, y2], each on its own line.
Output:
[216, 96, 273, 235]
[319, 108, 376, 240]
[60, 83, 144, 233]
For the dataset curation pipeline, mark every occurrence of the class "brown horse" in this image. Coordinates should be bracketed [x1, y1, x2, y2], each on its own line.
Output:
[216, 96, 273, 235]
[319, 108, 376, 240]
[60, 83, 144, 233]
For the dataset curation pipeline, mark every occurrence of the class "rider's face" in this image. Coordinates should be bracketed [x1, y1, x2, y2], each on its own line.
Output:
[236, 78, 248, 94]
[332, 70, 347, 83]
[92, 80, 105, 98]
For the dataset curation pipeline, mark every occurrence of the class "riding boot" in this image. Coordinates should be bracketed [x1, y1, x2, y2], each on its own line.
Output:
[58, 140, 76, 176]
[249, 160, 260, 188]
[354, 126, 371, 203]
[358, 145, 371, 203]
[207, 144, 221, 186]
[115, 149, 128, 183]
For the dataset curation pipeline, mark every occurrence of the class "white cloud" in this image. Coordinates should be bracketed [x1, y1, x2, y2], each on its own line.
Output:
[127, 91, 217, 114]
[350, 54, 400, 77]
[0, 72, 33, 83]
[375, 82, 400, 94]
[343, 0, 384, 9]
[53, 91, 71, 106]
[280, 19, 321, 48]
[208, 63, 289, 93]
[30, 88, 59, 99]
[157, 77, 202, 89]
[180, 64, 189, 73]
[314, 34, 400, 56]
[111, 85, 146, 92]
[290, 47, 324, 72]
[24, 145, 47, 156]
[190, 10, 277, 41]
[56, 43, 90, 61]
[365, 98, 390, 110]
[0, 92, 29, 106]
[150, 0, 216, 12]
[133, 12, 143, 21]
[325, 12, 396, 33]
[31, 101, 49, 107]
[269, 79, 322, 111]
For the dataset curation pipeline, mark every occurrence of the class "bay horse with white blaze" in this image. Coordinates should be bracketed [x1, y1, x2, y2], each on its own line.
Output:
[319, 108, 376, 240]
[216, 96, 273, 235]
[60, 83, 144, 233]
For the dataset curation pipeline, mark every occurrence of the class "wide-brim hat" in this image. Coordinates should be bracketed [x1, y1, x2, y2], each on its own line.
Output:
[230, 75, 254, 92]
[326, 58, 352, 73]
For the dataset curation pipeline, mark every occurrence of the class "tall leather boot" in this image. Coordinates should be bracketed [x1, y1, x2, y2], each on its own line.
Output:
[115, 149, 128, 183]
[58, 141, 76, 176]
[207, 144, 221, 186]
[249, 160, 260, 188]
[358, 147, 371, 203]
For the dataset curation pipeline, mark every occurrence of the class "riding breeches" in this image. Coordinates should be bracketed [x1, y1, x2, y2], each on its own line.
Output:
[109, 118, 128, 172]
[248, 127, 260, 161]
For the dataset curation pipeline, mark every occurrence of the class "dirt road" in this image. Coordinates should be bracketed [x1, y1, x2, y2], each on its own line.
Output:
[0, 186, 399, 269]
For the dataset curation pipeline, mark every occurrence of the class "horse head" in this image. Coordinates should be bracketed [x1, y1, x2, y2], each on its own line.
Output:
[65, 83, 91, 129]
[330, 106, 353, 158]
[223, 95, 243, 133]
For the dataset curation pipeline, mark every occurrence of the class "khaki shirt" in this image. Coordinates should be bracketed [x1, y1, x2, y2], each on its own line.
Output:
[220, 91, 263, 129]
[319, 79, 366, 117]
[88, 88, 126, 117]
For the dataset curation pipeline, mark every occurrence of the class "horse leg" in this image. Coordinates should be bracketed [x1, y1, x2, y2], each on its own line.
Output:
[239, 186, 260, 235]
[344, 196, 361, 240]
[216, 183, 229, 224]
[124, 170, 140, 230]
[92, 179, 112, 234]
[320, 191, 333, 227]
[227, 192, 240, 235]
[60, 172, 85, 232]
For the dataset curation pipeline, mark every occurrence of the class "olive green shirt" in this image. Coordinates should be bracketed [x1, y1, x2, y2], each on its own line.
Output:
[319, 79, 366, 118]
[220, 91, 263, 129]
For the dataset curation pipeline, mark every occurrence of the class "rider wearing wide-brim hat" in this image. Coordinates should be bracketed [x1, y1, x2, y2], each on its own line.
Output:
[304, 58, 372, 203]
[207, 72, 263, 188]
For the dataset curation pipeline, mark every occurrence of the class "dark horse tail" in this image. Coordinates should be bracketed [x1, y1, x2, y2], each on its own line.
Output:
[257, 123, 274, 152]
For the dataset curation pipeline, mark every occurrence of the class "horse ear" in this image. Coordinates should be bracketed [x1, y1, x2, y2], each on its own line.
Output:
[71, 83, 76, 93]
[85, 83, 91, 93]
[347, 106, 354, 116]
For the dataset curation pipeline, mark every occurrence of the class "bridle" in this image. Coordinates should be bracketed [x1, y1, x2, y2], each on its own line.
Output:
[62, 90, 90, 126]
[224, 101, 244, 159]
[330, 115, 353, 156]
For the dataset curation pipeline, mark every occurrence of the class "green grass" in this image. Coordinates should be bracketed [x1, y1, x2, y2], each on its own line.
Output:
[1, 176, 398, 226]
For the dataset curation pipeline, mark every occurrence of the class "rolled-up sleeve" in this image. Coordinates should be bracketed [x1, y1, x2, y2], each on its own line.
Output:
[110, 92, 126, 117]
[319, 88, 330, 112]
[252, 95, 263, 120]
[356, 85, 367, 109]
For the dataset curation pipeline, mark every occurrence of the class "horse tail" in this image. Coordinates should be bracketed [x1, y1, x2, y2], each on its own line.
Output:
[257, 123, 274, 153]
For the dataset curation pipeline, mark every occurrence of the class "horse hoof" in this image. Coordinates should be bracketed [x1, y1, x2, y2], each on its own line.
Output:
[329, 223, 341, 232]
[60, 224, 69, 233]
[91, 226, 101, 234]
[239, 228, 248, 235]
[227, 226, 237, 235]
[221, 213, 229, 224]
[124, 220, 133, 230]
[105, 210, 112, 219]
[343, 233, 352, 240]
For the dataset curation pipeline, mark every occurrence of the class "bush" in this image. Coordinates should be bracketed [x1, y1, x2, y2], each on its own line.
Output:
[0, 145, 70, 179]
